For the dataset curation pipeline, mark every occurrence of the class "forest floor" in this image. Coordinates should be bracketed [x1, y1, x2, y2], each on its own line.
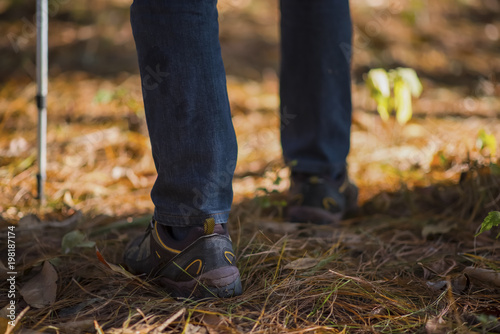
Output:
[1, 0, 500, 332]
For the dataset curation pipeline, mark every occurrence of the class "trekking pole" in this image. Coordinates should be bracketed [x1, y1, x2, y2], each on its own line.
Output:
[36, 0, 48, 202]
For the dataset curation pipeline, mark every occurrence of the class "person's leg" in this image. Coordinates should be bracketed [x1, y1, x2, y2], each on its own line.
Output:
[131, 0, 237, 228]
[125, 0, 241, 298]
[280, 0, 357, 223]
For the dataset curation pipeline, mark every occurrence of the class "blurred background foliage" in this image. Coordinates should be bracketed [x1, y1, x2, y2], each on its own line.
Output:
[0, 0, 499, 222]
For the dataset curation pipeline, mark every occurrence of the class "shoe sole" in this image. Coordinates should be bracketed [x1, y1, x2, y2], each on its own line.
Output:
[157, 265, 242, 299]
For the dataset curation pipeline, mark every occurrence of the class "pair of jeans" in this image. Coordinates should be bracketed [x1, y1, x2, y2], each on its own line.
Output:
[130, 0, 353, 227]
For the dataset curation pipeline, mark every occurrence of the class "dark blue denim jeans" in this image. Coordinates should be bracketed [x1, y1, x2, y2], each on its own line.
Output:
[130, 0, 352, 227]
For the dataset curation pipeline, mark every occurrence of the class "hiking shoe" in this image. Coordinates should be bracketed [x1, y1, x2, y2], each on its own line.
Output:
[123, 218, 242, 299]
[286, 172, 358, 224]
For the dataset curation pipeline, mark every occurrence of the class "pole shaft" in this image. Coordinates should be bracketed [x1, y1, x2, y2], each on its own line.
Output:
[36, 0, 48, 201]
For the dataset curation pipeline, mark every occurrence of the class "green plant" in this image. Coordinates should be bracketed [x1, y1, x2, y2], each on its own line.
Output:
[476, 129, 497, 157]
[365, 68, 423, 125]
[476, 211, 500, 238]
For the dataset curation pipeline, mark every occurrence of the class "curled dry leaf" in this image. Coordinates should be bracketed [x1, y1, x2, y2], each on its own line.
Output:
[425, 316, 450, 334]
[184, 323, 207, 334]
[421, 222, 454, 239]
[203, 314, 225, 334]
[463, 267, 500, 288]
[426, 275, 469, 293]
[19, 261, 57, 308]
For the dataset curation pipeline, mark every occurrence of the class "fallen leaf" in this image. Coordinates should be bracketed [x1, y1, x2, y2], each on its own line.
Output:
[426, 281, 447, 291]
[463, 267, 500, 288]
[17, 215, 41, 230]
[61, 230, 95, 254]
[184, 323, 207, 334]
[426, 316, 450, 334]
[18, 211, 82, 231]
[422, 222, 454, 239]
[203, 314, 226, 334]
[284, 257, 320, 270]
[19, 262, 57, 308]
[426, 275, 469, 293]
[54, 320, 94, 334]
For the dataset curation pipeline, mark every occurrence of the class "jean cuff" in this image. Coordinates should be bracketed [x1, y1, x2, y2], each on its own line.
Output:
[290, 160, 347, 180]
[154, 208, 230, 227]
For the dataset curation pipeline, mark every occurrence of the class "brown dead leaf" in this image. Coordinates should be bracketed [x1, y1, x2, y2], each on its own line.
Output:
[17, 211, 82, 232]
[426, 316, 450, 334]
[56, 319, 94, 334]
[19, 261, 57, 308]
[426, 275, 469, 294]
[202, 314, 228, 334]
[463, 267, 500, 288]
[422, 221, 455, 239]
[184, 324, 207, 334]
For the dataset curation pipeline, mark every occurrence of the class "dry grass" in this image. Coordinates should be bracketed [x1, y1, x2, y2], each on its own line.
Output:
[2, 172, 500, 333]
[1, 0, 500, 332]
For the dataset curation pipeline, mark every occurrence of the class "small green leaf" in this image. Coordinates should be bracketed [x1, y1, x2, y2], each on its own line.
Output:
[366, 69, 391, 122]
[476, 129, 497, 156]
[394, 80, 413, 125]
[375, 95, 390, 122]
[259, 197, 271, 208]
[256, 187, 269, 194]
[366, 69, 391, 97]
[93, 89, 114, 104]
[396, 68, 423, 97]
[476, 211, 500, 238]
[61, 230, 96, 254]
[48, 257, 62, 267]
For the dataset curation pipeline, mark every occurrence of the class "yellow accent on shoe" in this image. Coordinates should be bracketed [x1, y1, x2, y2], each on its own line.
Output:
[322, 197, 338, 211]
[204, 217, 215, 235]
[185, 259, 202, 275]
[155, 251, 161, 258]
[309, 176, 321, 184]
[154, 221, 181, 254]
[224, 251, 235, 264]
[339, 177, 349, 193]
